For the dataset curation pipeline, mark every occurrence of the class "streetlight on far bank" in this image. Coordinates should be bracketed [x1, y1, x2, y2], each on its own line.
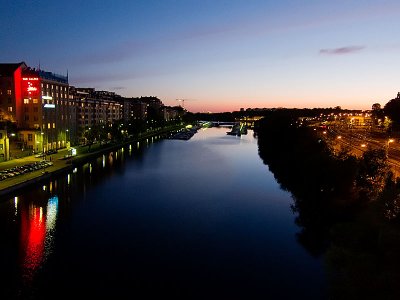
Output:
[386, 138, 394, 158]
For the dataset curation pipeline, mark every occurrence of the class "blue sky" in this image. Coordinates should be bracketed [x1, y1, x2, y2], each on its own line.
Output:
[1, 0, 400, 112]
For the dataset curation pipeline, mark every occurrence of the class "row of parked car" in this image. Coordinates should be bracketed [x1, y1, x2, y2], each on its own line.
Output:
[0, 161, 54, 181]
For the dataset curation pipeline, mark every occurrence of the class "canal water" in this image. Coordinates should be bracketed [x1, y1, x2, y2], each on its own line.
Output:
[0, 127, 326, 299]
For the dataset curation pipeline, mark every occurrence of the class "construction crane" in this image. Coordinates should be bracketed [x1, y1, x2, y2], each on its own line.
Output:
[176, 99, 197, 110]
[176, 99, 187, 109]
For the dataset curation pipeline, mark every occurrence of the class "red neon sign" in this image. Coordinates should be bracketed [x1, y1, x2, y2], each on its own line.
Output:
[22, 77, 40, 97]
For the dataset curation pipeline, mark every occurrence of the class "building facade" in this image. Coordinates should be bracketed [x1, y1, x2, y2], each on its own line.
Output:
[0, 62, 69, 155]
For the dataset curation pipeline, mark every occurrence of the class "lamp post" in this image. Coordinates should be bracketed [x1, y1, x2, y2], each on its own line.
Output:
[386, 138, 394, 158]
[66, 129, 69, 148]
[41, 132, 44, 156]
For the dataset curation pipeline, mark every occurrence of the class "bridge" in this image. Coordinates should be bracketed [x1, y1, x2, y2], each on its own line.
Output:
[198, 121, 238, 127]
[199, 117, 263, 129]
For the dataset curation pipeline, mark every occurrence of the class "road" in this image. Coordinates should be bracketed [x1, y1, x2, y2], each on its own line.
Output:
[322, 126, 400, 175]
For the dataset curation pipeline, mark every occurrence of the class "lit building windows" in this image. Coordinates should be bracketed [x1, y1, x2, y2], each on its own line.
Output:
[33, 99, 38, 104]
[8, 107, 12, 112]
[24, 98, 29, 104]
[48, 123, 51, 129]
[53, 123, 55, 128]
[7, 89, 12, 95]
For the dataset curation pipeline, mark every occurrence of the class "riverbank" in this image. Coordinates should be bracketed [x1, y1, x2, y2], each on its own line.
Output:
[0, 124, 185, 200]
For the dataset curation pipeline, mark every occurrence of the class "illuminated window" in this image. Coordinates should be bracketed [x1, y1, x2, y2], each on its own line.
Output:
[24, 98, 29, 104]
[33, 99, 38, 104]
[8, 107, 12, 112]
[7, 89, 12, 95]
[48, 123, 51, 129]
[0, 144, 3, 150]
[53, 123, 55, 128]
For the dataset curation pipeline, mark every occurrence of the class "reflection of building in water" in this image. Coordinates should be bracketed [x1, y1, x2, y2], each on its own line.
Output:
[19, 196, 58, 283]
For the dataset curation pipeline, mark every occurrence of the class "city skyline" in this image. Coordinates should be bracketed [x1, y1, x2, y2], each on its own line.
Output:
[1, 0, 400, 112]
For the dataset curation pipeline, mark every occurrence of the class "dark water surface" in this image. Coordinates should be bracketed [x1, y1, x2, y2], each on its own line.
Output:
[0, 128, 326, 299]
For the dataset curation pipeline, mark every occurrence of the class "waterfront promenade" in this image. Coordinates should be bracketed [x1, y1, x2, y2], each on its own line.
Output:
[0, 125, 185, 199]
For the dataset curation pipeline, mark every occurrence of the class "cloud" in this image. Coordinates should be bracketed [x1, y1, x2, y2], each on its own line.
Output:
[319, 46, 366, 55]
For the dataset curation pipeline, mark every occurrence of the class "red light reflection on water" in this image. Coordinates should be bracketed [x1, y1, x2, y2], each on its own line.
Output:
[20, 205, 46, 282]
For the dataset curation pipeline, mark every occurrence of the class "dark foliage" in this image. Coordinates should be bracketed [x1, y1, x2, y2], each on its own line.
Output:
[255, 109, 400, 298]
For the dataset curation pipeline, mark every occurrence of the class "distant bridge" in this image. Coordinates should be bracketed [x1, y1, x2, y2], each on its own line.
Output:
[199, 117, 263, 129]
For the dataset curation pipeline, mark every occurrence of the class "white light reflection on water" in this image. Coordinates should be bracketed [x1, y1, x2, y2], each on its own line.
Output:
[14, 196, 18, 216]
[44, 196, 58, 257]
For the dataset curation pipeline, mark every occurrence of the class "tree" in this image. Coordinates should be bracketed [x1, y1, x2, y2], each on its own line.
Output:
[384, 97, 400, 125]
[356, 148, 391, 201]
[372, 103, 381, 111]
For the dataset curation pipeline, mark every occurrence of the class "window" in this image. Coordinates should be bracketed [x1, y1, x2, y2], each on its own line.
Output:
[34, 116, 38, 121]
[0, 133, 2, 139]
[8, 107, 12, 112]
[28, 134, 32, 141]
[48, 123, 50, 129]
[7, 89, 11, 95]
[34, 107, 38, 112]
[53, 123, 55, 128]
[24, 107, 28, 112]
[33, 99, 38, 104]
[24, 98, 29, 104]
[0, 144, 3, 150]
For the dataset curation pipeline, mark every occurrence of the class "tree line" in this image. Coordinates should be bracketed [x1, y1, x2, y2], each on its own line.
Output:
[255, 109, 400, 299]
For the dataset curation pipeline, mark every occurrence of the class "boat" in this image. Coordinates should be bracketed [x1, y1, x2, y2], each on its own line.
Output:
[227, 124, 247, 136]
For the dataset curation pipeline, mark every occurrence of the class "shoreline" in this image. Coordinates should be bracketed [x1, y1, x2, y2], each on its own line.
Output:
[0, 125, 184, 201]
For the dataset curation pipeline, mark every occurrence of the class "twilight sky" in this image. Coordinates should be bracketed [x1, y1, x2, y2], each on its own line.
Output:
[1, 0, 400, 112]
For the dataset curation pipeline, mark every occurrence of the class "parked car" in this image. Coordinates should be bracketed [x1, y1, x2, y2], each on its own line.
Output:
[46, 149, 58, 155]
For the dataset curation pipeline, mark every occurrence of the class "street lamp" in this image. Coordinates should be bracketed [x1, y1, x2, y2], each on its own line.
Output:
[386, 138, 394, 158]
[41, 132, 44, 155]
[66, 129, 69, 148]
